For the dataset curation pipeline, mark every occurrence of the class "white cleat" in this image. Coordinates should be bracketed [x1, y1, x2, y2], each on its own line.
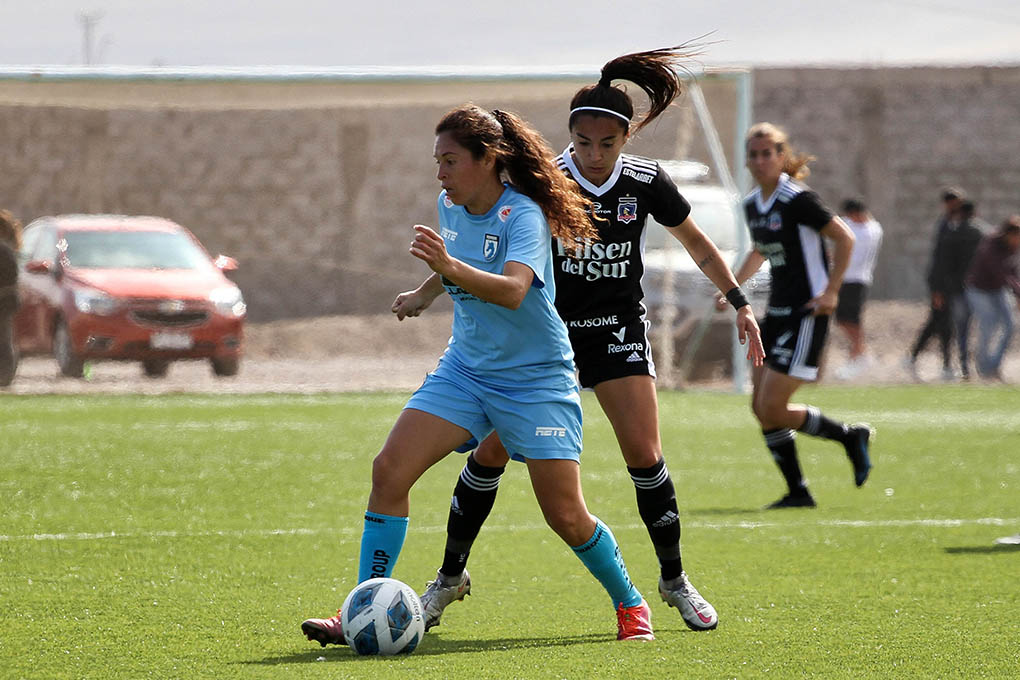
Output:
[420, 569, 471, 631]
[659, 572, 718, 631]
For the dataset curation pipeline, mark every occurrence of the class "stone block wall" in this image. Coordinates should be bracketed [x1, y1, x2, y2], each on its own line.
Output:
[1, 67, 1017, 320]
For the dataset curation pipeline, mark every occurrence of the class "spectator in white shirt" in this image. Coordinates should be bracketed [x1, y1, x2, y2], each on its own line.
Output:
[834, 198, 883, 379]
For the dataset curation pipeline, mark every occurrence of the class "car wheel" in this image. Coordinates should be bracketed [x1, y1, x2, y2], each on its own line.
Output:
[54, 320, 85, 378]
[142, 359, 170, 378]
[211, 355, 239, 377]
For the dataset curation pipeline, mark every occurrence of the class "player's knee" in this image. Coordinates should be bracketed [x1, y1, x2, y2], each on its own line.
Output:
[754, 398, 787, 429]
[370, 451, 407, 500]
[751, 394, 768, 424]
[473, 442, 510, 468]
[542, 506, 592, 546]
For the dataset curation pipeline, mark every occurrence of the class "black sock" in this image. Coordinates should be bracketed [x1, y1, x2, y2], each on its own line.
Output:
[440, 453, 505, 578]
[798, 406, 849, 443]
[628, 457, 683, 581]
[763, 428, 807, 495]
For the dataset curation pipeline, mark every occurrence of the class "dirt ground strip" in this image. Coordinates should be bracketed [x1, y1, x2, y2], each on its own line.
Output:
[4, 301, 1018, 395]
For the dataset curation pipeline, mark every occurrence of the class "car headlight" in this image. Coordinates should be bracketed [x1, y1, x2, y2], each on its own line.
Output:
[209, 286, 246, 317]
[73, 288, 119, 316]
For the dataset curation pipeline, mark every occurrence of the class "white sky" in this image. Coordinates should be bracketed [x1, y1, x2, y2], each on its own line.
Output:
[1, 0, 1018, 68]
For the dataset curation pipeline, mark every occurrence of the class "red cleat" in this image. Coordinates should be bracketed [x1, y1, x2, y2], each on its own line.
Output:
[301, 609, 347, 647]
[616, 599, 655, 641]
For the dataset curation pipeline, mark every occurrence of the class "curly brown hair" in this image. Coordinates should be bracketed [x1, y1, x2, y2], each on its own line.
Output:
[436, 105, 597, 243]
[0, 210, 23, 250]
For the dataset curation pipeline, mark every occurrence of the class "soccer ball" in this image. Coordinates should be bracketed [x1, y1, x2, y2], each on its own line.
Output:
[341, 577, 425, 656]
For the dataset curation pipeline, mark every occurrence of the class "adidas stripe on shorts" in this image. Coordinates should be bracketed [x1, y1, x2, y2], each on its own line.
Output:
[761, 309, 829, 381]
[568, 316, 655, 388]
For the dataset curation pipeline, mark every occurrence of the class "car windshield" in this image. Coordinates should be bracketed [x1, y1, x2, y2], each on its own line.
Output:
[63, 230, 212, 270]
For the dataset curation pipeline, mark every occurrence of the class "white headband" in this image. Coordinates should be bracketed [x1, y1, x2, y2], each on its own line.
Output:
[569, 106, 631, 124]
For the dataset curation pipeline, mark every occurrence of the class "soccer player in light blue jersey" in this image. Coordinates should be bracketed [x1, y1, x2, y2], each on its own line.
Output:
[302, 104, 656, 644]
[421, 45, 765, 636]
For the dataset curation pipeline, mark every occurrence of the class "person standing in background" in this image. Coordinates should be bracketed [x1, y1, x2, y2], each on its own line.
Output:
[964, 216, 1020, 381]
[944, 200, 985, 379]
[833, 198, 883, 380]
[905, 188, 980, 381]
[0, 209, 22, 387]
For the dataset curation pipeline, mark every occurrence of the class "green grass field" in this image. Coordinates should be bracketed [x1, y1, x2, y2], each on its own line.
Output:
[1, 386, 1017, 679]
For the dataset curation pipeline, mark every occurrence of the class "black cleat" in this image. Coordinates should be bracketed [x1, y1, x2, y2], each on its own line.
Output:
[844, 424, 874, 487]
[765, 490, 817, 509]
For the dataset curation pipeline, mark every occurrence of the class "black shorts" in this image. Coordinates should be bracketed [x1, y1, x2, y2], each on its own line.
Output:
[761, 309, 829, 382]
[835, 282, 868, 324]
[567, 316, 655, 389]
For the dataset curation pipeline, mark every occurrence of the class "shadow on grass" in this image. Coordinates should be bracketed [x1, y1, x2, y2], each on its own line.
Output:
[944, 544, 1020, 554]
[246, 632, 614, 665]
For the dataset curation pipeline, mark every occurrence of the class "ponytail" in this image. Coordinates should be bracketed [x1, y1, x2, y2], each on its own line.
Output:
[436, 105, 597, 243]
[569, 41, 702, 134]
[491, 109, 598, 243]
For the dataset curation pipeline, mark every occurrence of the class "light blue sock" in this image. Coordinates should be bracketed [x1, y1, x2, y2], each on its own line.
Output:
[570, 518, 643, 608]
[357, 511, 409, 583]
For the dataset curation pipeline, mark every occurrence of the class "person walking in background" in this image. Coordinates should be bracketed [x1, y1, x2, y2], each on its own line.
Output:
[905, 188, 981, 380]
[727, 122, 872, 509]
[964, 216, 1020, 381]
[415, 45, 764, 636]
[0, 209, 22, 387]
[945, 200, 986, 379]
[301, 104, 659, 646]
[833, 198, 883, 380]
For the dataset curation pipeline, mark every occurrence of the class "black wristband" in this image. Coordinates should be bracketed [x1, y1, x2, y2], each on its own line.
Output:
[725, 286, 750, 310]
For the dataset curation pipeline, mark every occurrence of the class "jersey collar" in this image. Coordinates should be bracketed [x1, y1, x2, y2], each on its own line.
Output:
[754, 172, 790, 214]
[562, 144, 624, 197]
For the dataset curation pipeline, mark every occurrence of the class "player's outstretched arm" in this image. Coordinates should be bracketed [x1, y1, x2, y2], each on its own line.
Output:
[667, 217, 764, 365]
[666, 216, 741, 294]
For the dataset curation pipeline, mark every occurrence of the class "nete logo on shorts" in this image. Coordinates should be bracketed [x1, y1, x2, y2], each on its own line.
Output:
[535, 426, 567, 437]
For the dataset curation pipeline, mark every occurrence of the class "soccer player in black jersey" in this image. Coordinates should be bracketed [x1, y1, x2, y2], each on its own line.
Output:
[725, 122, 873, 509]
[419, 45, 765, 634]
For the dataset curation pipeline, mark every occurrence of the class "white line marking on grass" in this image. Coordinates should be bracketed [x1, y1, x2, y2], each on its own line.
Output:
[3, 517, 1017, 542]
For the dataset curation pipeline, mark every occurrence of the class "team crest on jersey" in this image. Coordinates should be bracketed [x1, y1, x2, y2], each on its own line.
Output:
[483, 233, 500, 262]
[617, 196, 638, 224]
[767, 212, 783, 231]
[497, 205, 513, 222]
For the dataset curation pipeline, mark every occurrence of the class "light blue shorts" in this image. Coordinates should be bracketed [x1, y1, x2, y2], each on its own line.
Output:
[404, 358, 583, 463]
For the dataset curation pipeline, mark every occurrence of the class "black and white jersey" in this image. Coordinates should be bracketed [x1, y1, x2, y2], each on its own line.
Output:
[743, 172, 834, 311]
[553, 145, 691, 327]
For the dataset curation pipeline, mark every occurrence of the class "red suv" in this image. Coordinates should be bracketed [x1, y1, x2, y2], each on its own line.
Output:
[15, 215, 246, 378]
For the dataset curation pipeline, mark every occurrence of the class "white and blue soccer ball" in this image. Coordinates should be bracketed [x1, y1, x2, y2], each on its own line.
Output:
[341, 577, 425, 656]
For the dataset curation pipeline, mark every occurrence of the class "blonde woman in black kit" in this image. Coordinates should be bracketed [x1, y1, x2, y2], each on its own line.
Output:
[727, 123, 872, 509]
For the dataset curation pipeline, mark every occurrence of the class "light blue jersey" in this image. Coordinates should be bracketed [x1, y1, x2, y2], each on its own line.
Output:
[436, 185, 575, 388]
